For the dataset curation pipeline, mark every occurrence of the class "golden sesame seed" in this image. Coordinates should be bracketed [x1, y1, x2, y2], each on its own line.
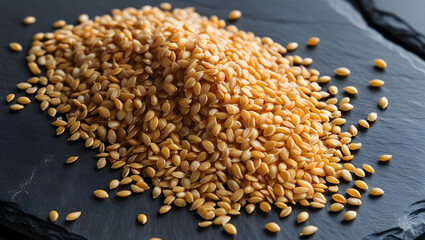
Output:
[307, 37, 320, 46]
[297, 211, 309, 223]
[344, 86, 358, 95]
[286, 42, 298, 51]
[347, 198, 362, 206]
[367, 112, 378, 122]
[224, 223, 237, 235]
[319, 75, 331, 83]
[17, 96, 31, 105]
[159, 2, 172, 11]
[279, 206, 292, 218]
[374, 58, 387, 68]
[53, 20, 66, 28]
[342, 210, 357, 221]
[362, 164, 375, 173]
[379, 154, 392, 162]
[358, 119, 370, 128]
[228, 10, 242, 21]
[9, 42, 22, 52]
[334, 67, 350, 76]
[379, 97, 388, 109]
[6, 93, 15, 102]
[10, 104, 24, 111]
[137, 214, 148, 224]
[332, 193, 346, 204]
[329, 203, 344, 212]
[65, 211, 81, 221]
[301, 225, 318, 236]
[94, 189, 109, 199]
[370, 187, 384, 196]
[65, 156, 78, 164]
[49, 210, 59, 222]
[265, 222, 281, 232]
[23, 16, 36, 25]
[369, 79, 384, 87]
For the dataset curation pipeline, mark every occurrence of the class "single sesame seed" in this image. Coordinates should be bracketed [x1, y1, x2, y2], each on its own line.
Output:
[228, 10, 242, 21]
[307, 37, 320, 46]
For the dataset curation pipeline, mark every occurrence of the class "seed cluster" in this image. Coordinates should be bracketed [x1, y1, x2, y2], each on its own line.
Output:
[5, 5, 392, 237]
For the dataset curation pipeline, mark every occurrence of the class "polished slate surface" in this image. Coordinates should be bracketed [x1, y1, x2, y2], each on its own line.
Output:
[1, 0, 425, 239]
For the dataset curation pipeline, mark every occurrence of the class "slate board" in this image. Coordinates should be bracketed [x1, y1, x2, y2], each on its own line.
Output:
[1, 0, 425, 239]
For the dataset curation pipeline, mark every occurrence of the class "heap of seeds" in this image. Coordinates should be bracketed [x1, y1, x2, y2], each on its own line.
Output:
[6, 4, 389, 235]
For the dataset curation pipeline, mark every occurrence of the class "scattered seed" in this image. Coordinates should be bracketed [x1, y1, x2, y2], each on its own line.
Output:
[116, 190, 131, 197]
[355, 180, 368, 190]
[302, 58, 313, 66]
[297, 211, 309, 223]
[224, 223, 237, 235]
[301, 225, 318, 236]
[329, 85, 338, 95]
[53, 20, 66, 28]
[347, 198, 362, 206]
[94, 189, 109, 199]
[198, 221, 213, 228]
[279, 206, 292, 218]
[343, 163, 355, 171]
[348, 143, 362, 150]
[307, 37, 320, 46]
[137, 214, 147, 224]
[9, 42, 22, 52]
[319, 75, 331, 83]
[362, 164, 375, 173]
[17, 96, 31, 104]
[159, 2, 172, 11]
[159, 205, 172, 214]
[66, 156, 78, 164]
[78, 14, 89, 23]
[344, 86, 358, 95]
[329, 203, 344, 212]
[346, 188, 361, 198]
[367, 112, 378, 122]
[328, 186, 338, 193]
[109, 179, 119, 190]
[10, 104, 24, 111]
[379, 155, 392, 162]
[332, 194, 346, 204]
[370, 188, 384, 196]
[349, 125, 358, 136]
[96, 158, 106, 169]
[379, 97, 388, 109]
[286, 42, 298, 51]
[341, 169, 352, 182]
[17, 82, 31, 90]
[265, 222, 281, 232]
[339, 103, 354, 111]
[354, 168, 366, 178]
[259, 201, 271, 213]
[49, 210, 59, 222]
[153, 186, 161, 199]
[369, 79, 384, 87]
[228, 10, 242, 21]
[23, 16, 36, 25]
[334, 67, 350, 76]
[358, 119, 370, 128]
[6, 94, 15, 102]
[374, 59, 387, 69]
[342, 210, 357, 221]
[66, 211, 81, 221]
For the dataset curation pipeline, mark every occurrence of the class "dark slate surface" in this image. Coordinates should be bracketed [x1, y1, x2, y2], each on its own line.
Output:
[1, 0, 425, 239]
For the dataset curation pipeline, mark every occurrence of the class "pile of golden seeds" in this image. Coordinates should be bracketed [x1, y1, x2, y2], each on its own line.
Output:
[6, 4, 392, 237]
